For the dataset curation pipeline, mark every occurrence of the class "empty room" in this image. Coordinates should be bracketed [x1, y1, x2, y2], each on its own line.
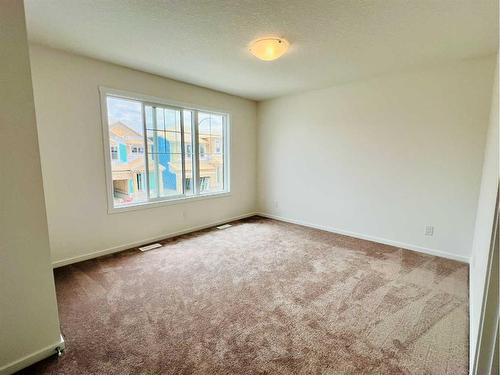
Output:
[1, 0, 499, 374]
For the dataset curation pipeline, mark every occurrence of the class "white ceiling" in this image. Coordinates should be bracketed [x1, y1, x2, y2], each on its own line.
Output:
[25, 0, 498, 101]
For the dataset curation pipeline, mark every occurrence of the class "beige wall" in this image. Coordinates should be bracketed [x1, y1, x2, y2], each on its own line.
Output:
[15, 20, 499, 373]
[470, 53, 499, 372]
[257, 57, 495, 261]
[0, 2, 61, 373]
[29, 45, 257, 266]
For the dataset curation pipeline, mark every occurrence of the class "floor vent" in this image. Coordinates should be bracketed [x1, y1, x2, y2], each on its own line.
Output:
[139, 243, 162, 252]
[216, 224, 232, 230]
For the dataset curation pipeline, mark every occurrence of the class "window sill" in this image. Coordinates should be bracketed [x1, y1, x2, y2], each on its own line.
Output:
[107, 191, 231, 214]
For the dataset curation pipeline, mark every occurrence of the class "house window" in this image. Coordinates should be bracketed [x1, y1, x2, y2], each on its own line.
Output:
[200, 176, 210, 192]
[199, 144, 207, 159]
[102, 89, 229, 210]
[110, 146, 118, 160]
[136, 173, 144, 191]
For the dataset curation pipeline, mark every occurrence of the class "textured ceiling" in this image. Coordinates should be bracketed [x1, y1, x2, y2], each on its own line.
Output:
[25, 0, 498, 101]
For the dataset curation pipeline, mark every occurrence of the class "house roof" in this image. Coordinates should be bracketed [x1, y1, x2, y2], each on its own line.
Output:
[110, 122, 143, 140]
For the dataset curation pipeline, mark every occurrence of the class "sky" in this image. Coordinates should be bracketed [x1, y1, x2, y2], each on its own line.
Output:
[107, 96, 143, 134]
[107, 96, 223, 135]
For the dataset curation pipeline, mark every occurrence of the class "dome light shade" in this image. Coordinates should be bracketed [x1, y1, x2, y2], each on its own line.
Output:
[249, 38, 289, 61]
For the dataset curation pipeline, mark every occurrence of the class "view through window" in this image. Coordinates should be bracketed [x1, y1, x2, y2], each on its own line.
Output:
[104, 93, 227, 209]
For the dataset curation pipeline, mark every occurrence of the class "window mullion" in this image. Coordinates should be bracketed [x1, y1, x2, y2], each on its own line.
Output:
[193, 110, 200, 195]
[180, 110, 186, 195]
[142, 103, 151, 202]
[223, 115, 228, 192]
[152, 106, 160, 197]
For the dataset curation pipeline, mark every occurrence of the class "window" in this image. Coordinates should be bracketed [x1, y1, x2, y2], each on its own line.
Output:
[110, 145, 118, 160]
[200, 176, 210, 192]
[199, 144, 207, 159]
[136, 173, 144, 191]
[101, 89, 229, 210]
[131, 146, 144, 154]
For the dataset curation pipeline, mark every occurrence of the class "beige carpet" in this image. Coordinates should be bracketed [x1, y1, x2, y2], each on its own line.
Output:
[21, 216, 468, 374]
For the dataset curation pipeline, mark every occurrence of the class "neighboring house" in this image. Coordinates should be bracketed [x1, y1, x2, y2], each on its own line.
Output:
[109, 122, 164, 204]
[169, 133, 224, 193]
[109, 121, 223, 204]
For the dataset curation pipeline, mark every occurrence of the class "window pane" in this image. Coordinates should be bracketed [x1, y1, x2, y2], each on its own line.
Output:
[165, 108, 181, 131]
[198, 112, 211, 135]
[210, 116, 223, 137]
[145, 105, 184, 198]
[162, 153, 183, 197]
[145, 106, 153, 130]
[147, 153, 183, 198]
[166, 131, 182, 154]
[147, 107, 181, 132]
[146, 130, 181, 154]
[106, 96, 147, 207]
[198, 112, 225, 194]
[155, 107, 165, 131]
[199, 154, 224, 193]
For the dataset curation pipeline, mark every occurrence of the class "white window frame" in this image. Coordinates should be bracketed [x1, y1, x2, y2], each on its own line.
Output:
[99, 87, 231, 214]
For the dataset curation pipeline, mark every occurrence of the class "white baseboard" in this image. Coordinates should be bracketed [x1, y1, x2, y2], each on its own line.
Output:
[257, 212, 470, 263]
[0, 334, 64, 375]
[52, 210, 470, 267]
[52, 212, 257, 268]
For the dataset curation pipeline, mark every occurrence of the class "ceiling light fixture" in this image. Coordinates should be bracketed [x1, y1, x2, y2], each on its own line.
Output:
[249, 37, 289, 61]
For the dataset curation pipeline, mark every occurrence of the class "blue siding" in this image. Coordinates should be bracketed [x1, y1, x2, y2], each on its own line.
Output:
[119, 143, 127, 162]
[149, 172, 156, 190]
[157, 137, 177, 190]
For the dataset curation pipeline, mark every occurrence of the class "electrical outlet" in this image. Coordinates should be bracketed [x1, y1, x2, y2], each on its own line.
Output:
[424, 225, 434, 236]
[273, 200, 278, 209]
